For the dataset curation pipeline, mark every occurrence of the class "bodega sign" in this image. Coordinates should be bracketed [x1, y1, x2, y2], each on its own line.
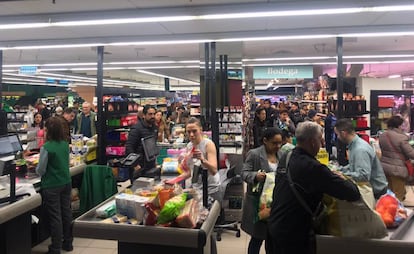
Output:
[253, 65, 313, 79]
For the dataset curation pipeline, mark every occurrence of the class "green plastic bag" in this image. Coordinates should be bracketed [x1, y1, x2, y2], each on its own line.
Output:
[157, 193, 187, 224]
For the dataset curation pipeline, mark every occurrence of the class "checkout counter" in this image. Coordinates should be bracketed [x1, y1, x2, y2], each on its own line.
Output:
[317, 212, 414, 254]
[73, 196, 220, 254]
[0, 163, 86, 254]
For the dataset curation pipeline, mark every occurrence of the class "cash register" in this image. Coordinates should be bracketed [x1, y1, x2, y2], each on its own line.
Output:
[0, 134, 28, 204]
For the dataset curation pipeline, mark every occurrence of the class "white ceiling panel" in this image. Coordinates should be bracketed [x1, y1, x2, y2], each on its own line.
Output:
[63, 23, 172, 38]
[0, 0, 135, 15]
[0, 27, 79, 41]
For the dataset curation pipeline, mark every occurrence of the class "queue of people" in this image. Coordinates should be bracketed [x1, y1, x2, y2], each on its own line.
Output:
[23, 97, 411, 254]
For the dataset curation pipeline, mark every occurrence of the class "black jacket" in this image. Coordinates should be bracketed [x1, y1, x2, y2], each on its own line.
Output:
[252, 119, 269, 148]
[125, 119, 158, 170]
[268, 147, 360, 240]
[289, 109, 303, 126]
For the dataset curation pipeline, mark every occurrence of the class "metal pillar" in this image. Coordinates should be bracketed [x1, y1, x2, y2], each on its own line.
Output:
[204, 43, 210, 122]
[210, 42, 219, 160]
[336, 37, 344, 119]
[336, 37, 347, 165]
[96, 46, 105, 165]
[0, 50, 2, 109]
[164, 78, 170, 91]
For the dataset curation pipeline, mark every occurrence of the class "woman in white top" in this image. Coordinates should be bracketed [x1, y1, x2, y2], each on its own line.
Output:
[184, 117, 220, 200]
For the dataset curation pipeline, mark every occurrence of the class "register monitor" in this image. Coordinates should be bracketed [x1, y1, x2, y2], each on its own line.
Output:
[0, 134, 23, 158]
[141, 136, 159, 162]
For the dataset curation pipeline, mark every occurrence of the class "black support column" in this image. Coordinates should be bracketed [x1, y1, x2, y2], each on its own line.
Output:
[164, 78, 170, 91]
[204, 43, 210, 123]
[0, 50, 3, 109]
[336, 37, 347, 165]
[210, 43, 219, 161]
[96, 46, 105, 165]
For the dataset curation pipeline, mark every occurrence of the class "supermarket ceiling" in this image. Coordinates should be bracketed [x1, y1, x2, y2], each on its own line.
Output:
[1, 0, 414, 89]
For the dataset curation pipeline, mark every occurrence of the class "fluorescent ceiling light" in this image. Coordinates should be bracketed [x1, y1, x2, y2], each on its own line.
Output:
[107, 60, 199, 65]
[12, 43, 103, 50]
[128, 65, 200, 70]
[343, 54, 414, 59]
[388, 74, 401, 78]
[341, 32, 414, 37]
[41, 62, 97, 67]
[243, 62, 336, 67]
[108, 40, 210, 46]
[373, 5, 414, 12]
[54, 16, 195, 26]
[218, 34, 334, 42]
[403, 77, 413, 81]
[243, 56, 335, 62]
[137, 70, 199, 85]
[0, 23, 50, 30]
[4, 4, 414, 30]
[203, 8, 363, 20]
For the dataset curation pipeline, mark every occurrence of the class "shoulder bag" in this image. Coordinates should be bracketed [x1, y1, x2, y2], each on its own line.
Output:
[285, 152, 327, 232]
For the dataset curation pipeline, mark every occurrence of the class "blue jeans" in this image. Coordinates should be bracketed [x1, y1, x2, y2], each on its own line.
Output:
[42, 183, 73, 253]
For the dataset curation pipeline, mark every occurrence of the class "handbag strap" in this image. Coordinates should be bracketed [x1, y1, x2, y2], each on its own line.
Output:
[384, 132, 407, 162]
[285, 151, 321, 218]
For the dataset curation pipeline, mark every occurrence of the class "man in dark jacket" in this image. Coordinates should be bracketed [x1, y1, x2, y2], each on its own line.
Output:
[125, 105, 158, 179]
[267, 121, 360, 254]
[289, 102, 303, 127]
[58, 107, 76, 142]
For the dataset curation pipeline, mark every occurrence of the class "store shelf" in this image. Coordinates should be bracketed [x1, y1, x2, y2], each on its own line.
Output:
[218, 121, 242, 124]
[104, 111, 137, 116]
[301, 100, 328, 104]
[7, 120, 26, 123]
[219, 132, 243, 135]
[343, 111, 370, 117]
[220, 142, 243, 148]
[106, 140, 127, 146]
[106, 126, 132, 131]
[355, 127, 370, 131]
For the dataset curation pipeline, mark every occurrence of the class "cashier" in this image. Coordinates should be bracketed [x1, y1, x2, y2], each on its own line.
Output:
[183, 117, 219, 200]
[125, 105, 158, 179]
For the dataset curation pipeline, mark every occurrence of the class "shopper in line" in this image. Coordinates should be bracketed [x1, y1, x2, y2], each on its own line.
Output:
[289, 102, 303, 127]
[379, 115, 414, 201]
[58, 107, 76, 142]
[183, 117, 219, 200]
[75, 101, 96, 138]
[252, 107, 269, 148]
[126, 105, 158, 180]
[262, 99, 276, 126]
[155, 109, 170, 142]
[32, 112, 45, 147]
[241, 127, 283, 254]
[334, 118, 388, 199]
[268, 122, 360, 254]
[274, 109, 296, 136]
[36, 117, 73, 254]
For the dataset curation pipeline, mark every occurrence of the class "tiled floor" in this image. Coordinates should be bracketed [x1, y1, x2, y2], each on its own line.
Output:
[31, 226, 264, 254]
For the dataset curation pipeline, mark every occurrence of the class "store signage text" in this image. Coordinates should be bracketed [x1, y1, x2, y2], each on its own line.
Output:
[253, 65, 313, 79]
[19, 66, 38, 75]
